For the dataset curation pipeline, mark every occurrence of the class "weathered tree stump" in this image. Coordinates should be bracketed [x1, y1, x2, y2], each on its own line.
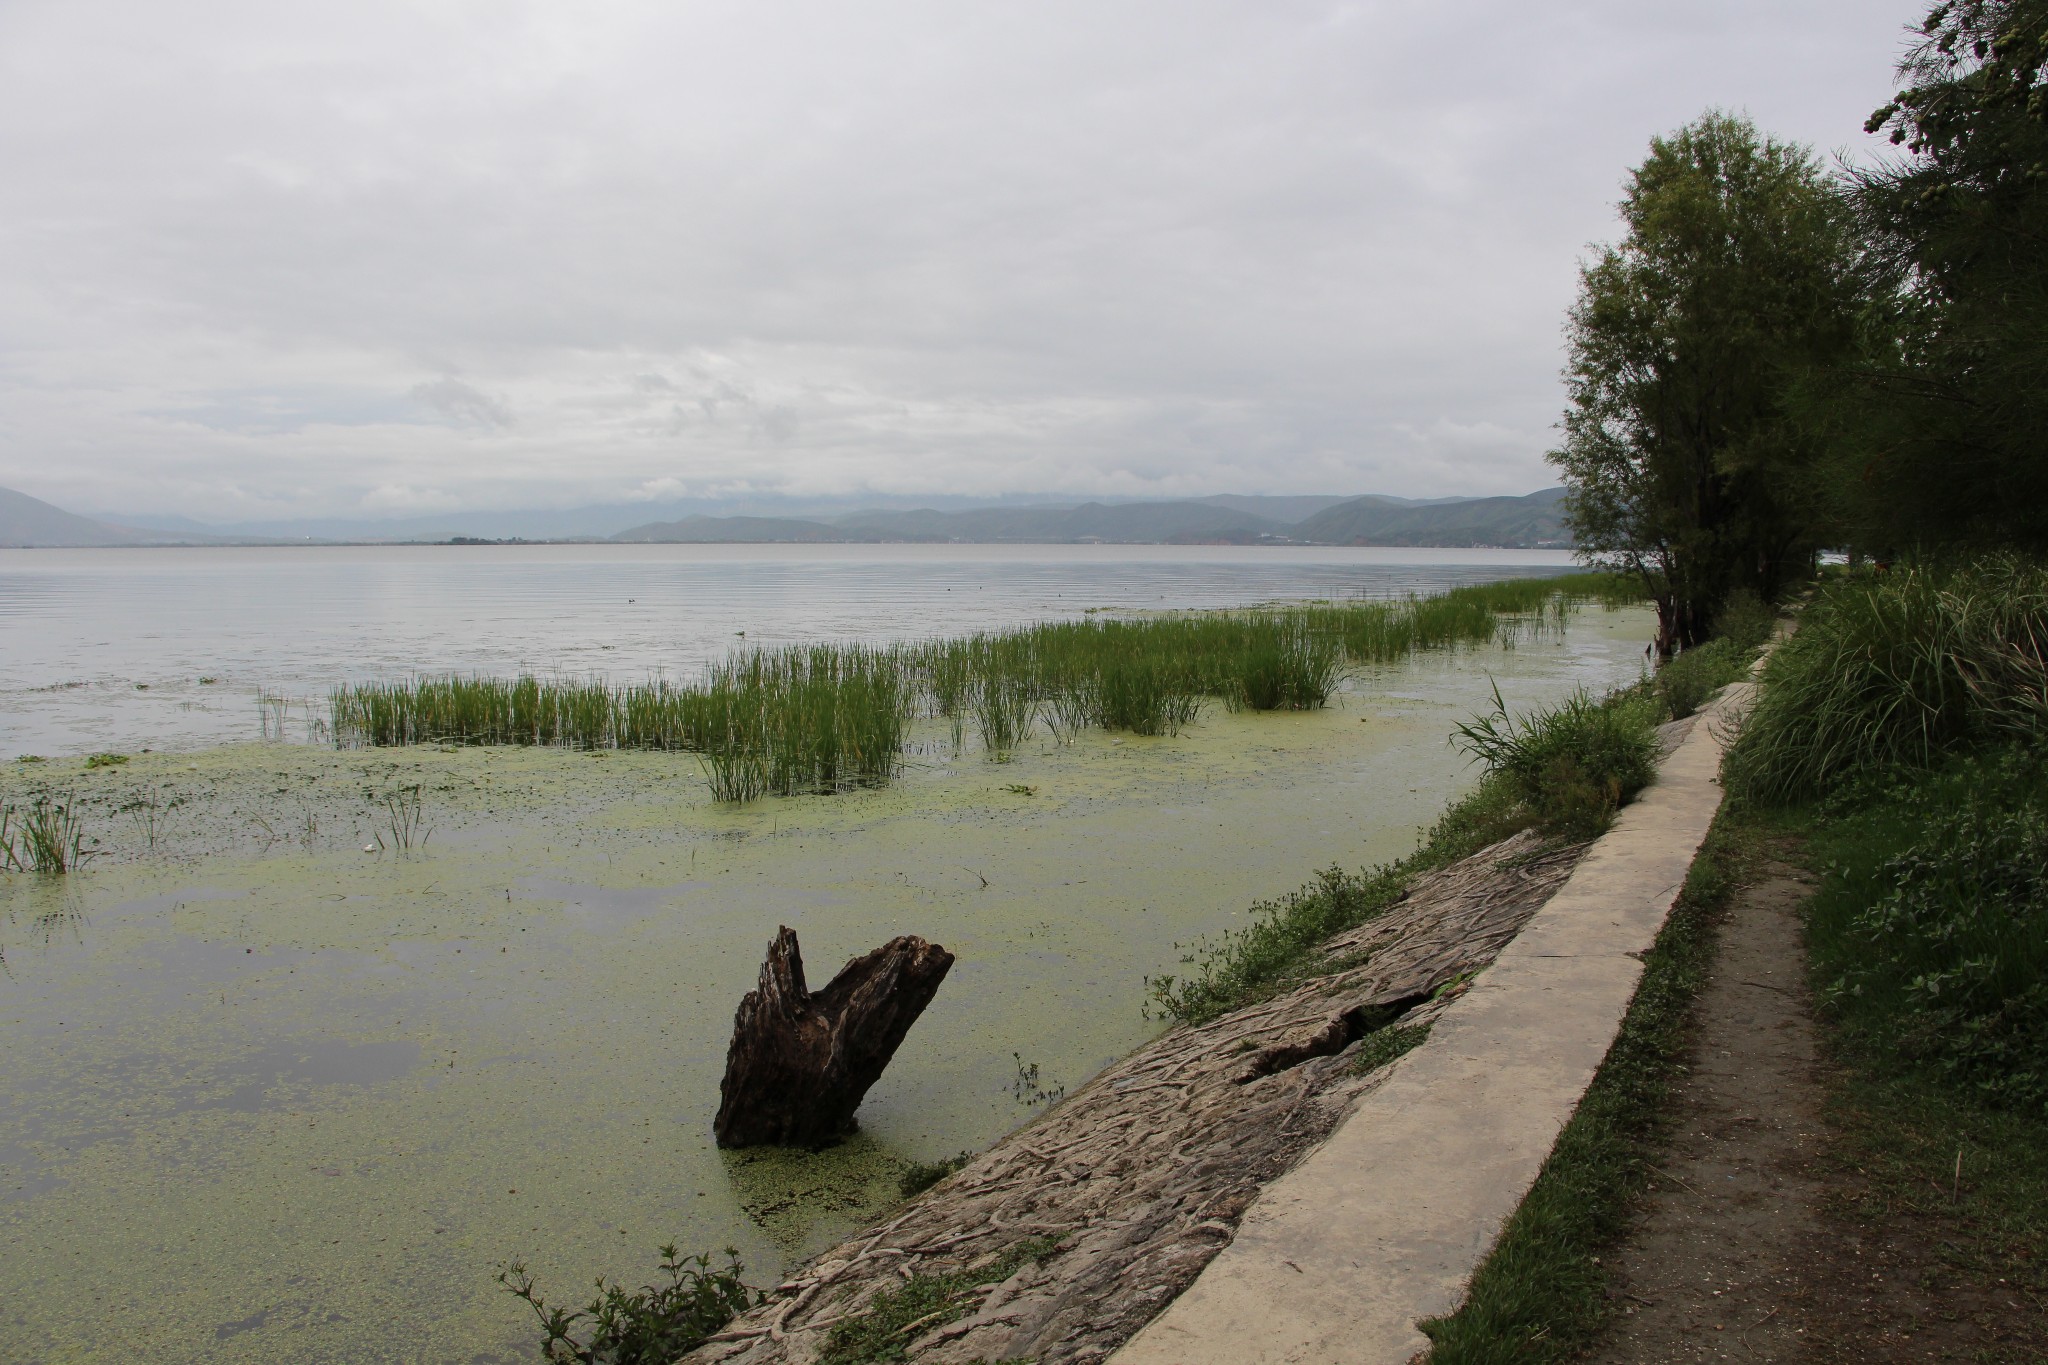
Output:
[714, 926, 955, 1148]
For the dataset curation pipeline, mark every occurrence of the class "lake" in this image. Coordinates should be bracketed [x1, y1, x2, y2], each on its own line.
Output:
[0, 545, 1654, 1362]
[0, 544, 1604, 757]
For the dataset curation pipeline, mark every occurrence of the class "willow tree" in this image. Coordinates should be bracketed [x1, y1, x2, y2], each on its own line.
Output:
[1551, 112, 1858, 653]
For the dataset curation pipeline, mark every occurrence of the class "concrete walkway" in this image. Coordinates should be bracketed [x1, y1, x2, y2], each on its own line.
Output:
[1112, 685, 1749, 1365]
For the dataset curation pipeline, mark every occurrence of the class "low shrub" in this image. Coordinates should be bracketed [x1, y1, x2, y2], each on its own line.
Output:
[898, 1152, 973, 1199]
[1711, 588, 1778, 651]
[1652, 638, 1750, 719]
[1809, 741, 2048, 1113]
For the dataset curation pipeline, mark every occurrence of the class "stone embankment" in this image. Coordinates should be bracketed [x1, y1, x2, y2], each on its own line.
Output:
[683, 688, 1746, 1365]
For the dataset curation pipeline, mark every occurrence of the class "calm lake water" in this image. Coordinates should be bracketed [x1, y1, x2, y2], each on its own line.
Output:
[0, 544, 1655, 1362]
[0, 544, 1603, 756]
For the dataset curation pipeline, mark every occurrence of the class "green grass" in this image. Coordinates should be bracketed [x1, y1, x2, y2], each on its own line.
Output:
[1416, 808, 1740, 1362]
[1725, 556, 2048, 803]
[331, 572, 1646, 802]
[813, 1235, 1061, 1365]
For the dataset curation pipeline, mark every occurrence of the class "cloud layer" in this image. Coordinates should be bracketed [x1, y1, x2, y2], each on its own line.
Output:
[0, 1, 1919, 519]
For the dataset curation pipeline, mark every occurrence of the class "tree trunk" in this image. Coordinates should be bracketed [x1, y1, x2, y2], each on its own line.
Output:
[714, 927, 955, 1149]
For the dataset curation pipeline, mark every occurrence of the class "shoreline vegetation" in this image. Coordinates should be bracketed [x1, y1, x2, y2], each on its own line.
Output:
[328, 573, 1640, 803]
[1425, 559, 2048, 1360]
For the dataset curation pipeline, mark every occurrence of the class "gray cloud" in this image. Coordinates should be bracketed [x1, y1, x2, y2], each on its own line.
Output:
[0, 0, 1922, 520]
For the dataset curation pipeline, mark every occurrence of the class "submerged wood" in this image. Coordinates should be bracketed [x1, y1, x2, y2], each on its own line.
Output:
[682, 829, 1586, 1364]
[715, 927, 955, 1149]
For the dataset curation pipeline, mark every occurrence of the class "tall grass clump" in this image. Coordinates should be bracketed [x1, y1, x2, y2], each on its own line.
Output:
[1725, 556, 2048, 803]
[1453, 684, 1662, 839]
[1, 795, 99, 873]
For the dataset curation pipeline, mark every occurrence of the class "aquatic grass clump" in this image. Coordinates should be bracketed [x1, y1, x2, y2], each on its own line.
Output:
[971, 674, 1036, 760]
[1726, 556, 2048, 804]
[1453, 683, 1662, 839]
[1223, 620, 1342, 712]
[1, 795, 99, 873]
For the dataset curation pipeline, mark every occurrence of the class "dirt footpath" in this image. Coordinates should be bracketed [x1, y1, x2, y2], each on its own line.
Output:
[1587, 858, 2042, 1363]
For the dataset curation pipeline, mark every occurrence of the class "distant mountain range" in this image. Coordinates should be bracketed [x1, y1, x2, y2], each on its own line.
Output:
[616, 489, 1571, 548]
[1, 484, 1572, 548]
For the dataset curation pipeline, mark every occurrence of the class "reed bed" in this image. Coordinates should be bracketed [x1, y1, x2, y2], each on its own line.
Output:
[329, 572, 1639, 800]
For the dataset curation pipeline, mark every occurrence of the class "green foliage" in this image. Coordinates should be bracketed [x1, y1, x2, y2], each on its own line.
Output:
[1725, 557, 2048, 803]
[815, 1236, 1060, 1365]
[1710, 589, 1777, 650]
[1652, 638, 1749, 719]
[1808, 741, 2048, 1112]
[1453, 685, 1662, 839]
[898, 1152, 973, 1199]
[1419, 814, 1733, 1362]
[1552, 111, 1854, 648]
[496, 1244, 758, 1365]
[83, 752, 128, 769]
[1829, 0, 2048, 556]
[1152, 673, 1673, 1025]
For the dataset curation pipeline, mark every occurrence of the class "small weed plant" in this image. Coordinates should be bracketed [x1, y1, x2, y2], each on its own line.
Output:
[898, 1152, 973, 1199]
[496, 1244, 758, 1365]
[814, 1235, 1060, 1365]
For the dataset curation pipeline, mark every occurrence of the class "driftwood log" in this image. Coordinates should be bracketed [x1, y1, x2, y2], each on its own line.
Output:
[714, 927, 955, 1149]
[684, 829, 1588, 1363]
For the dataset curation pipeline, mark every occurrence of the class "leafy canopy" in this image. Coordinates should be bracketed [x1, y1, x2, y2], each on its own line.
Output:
[1551, 112, 1856, 649]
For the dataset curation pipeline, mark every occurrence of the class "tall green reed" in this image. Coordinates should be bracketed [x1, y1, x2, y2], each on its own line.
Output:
[329, 571, 1637, 799]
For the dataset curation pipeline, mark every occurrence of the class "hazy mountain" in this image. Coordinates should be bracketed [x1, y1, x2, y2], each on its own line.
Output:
[1292, 487, 1569, 547]
[613, 514, 866, 543]
[0, 486, 158, 547]
[1186, 493, 1359, 522]
[28, 484, 1573, 547]
[825, 501, 1288, 544]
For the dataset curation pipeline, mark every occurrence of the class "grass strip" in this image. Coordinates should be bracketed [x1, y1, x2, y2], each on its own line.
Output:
[1415, 807, 1742, 1362]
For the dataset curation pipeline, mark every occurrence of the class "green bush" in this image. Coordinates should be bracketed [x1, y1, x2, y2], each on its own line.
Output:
[1652, 638, 1749, 719]
[1809, 742, 2048, 1113]
[1453, 685, 1662, 839]
[1726, 556, 2048, 803]
[1711, 588, 1778, 651]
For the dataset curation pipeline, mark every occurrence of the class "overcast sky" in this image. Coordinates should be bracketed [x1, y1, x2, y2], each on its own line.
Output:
[0, 1, 1924, 521]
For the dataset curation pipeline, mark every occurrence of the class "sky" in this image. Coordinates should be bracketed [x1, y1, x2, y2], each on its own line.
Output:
[0, 1, 1926, 523]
